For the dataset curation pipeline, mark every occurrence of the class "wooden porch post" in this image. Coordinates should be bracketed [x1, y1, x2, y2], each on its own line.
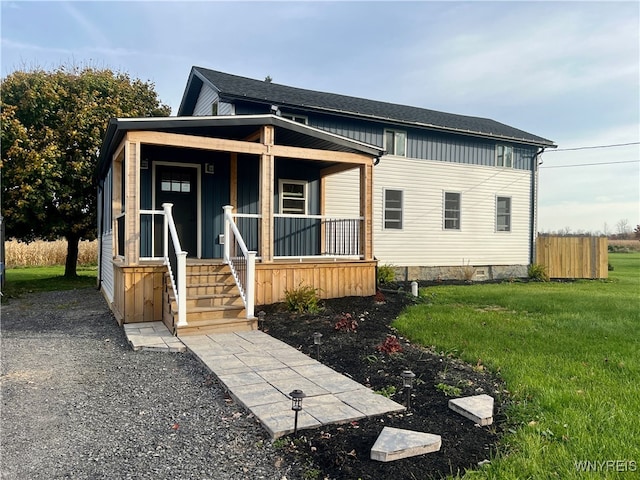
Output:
[230, 153, 238, 209]
[360, 163, 374, 261]
[259, 126, 275, 263]
[124, 137, 141, 266]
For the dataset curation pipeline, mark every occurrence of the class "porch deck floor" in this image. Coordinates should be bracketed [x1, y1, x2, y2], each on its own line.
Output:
[179, 330, 406, 438]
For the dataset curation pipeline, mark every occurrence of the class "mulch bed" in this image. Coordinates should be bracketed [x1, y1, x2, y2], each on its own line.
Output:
[260, 289, 509, 480]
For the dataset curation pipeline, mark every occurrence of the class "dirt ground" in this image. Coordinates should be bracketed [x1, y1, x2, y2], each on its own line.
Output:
[261, 290, 509, 480]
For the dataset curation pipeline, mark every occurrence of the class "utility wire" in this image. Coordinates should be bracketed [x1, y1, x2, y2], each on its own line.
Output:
[547, 142, 640, 152]
[540, 160, 640, 169]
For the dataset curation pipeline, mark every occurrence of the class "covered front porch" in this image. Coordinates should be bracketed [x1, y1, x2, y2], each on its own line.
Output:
[97, 115, 382, 332]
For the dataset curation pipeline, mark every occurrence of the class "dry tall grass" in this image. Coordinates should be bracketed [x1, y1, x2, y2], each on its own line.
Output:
[5, 239, 98, 268]
[609, 239, 640, 252]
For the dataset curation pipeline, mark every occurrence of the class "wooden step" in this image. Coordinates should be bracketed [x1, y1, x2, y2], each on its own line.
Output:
[169, 293, 244, 309]
[176, 318, 257, 336]
[186, 272, 237, 286]
[186, 282, 238, 296]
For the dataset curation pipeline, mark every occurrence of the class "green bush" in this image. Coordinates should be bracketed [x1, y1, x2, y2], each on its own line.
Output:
[377, 264, 396, 284]
[528, 263, 549, 282]
[284, 283, 322, 314]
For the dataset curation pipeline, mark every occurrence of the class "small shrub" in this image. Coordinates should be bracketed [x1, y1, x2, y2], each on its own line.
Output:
[375, 385, 397, 398]
[377, 264, 395, 284]
[284, 283, 321, 314]
[459, 260, 476, 282]
[528, 263, 549, 282]
[608, 262, 614, 271]
[334, 312, 358, 332]
[435, 382, 462, 397]
[374, 290, 386, 303]
[376, 335, 403, 354]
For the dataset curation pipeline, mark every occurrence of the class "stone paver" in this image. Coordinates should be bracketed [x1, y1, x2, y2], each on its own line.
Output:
[448, 394, 494, 426]
[371, 426, 441, 462]
[180, 330, 406, 438]
[123, 322, 186, 352]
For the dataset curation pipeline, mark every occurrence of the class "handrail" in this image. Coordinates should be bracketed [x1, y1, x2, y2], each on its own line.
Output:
[223, 205, 256, 319]
[162, 203, 187, 328]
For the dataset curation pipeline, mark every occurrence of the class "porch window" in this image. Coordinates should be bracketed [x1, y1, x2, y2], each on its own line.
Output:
[384, 189, 403, 230]
[444, 192, 461, 230]
[384, 129, 406, 157]
[496, 145, 513, 168]
[161, 171, 192, 193]
[496, 196, 511, 232]
[280, 180, 307, 214]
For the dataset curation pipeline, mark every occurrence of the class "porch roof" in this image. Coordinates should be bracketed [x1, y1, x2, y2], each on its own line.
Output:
[97, 114, 384, 178]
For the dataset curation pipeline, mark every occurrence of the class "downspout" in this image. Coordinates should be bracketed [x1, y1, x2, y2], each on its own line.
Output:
[530, 147, 546, 265]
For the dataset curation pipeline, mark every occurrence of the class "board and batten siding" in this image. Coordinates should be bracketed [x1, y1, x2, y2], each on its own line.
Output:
[325, 157, 532, 267]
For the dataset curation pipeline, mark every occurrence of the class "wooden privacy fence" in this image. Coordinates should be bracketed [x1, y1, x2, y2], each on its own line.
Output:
[536, 235, 608, 279]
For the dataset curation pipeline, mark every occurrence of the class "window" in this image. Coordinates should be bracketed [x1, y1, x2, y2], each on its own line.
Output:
[384, 129, 407, 156]
[444, 192, 461, 230]
[384, 189, 403, 229]
[496, 196, 511, 232]
[280, 180, 307, 214]
[161, 172, 192, 193]
[281, 113, 308, 124]
[496, 145, 513, 168]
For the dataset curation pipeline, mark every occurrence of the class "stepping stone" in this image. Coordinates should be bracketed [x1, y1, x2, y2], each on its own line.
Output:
[448, 394, 494, 426]
[370, 427, 441, 462]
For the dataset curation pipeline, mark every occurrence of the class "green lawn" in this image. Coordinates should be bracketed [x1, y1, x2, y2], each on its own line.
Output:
[2, 266, 97, 300]
[394, 253, 640, 479]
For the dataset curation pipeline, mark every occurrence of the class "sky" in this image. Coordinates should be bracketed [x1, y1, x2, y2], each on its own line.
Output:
[1, 0, 638, 234]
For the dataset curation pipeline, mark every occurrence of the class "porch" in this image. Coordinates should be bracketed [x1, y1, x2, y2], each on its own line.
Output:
[98, 115, 382, 334]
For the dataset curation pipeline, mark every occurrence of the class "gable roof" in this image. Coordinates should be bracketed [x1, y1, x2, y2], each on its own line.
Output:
[179, 66, 555, 148]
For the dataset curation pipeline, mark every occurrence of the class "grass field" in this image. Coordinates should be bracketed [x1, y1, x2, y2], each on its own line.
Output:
[394, 253, 639, 478]
[2, 266, 97, 300]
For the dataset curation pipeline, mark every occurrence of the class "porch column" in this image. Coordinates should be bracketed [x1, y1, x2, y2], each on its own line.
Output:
[259, 125, 275, 263]
[360, 163, 374, 261]
[124, 137, 141, 266]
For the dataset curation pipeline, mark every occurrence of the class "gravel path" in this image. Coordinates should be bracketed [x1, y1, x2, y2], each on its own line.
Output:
[1, 289, 302, 480]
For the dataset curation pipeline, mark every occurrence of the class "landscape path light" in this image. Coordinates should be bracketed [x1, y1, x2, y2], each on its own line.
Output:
[401, 370, 416, 410]
[257, 310, 266, 331]
[313, 332, 323, 360]
[289, 389, 306, 435]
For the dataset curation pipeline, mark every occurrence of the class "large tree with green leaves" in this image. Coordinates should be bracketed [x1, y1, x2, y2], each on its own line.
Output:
[1, 66, 171, 277]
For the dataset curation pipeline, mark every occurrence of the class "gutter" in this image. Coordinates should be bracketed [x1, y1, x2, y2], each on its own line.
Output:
[530, 147, 546, 265]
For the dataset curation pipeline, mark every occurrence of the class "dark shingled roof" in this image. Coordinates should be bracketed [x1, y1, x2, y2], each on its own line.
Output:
[182, 67, 554, 147]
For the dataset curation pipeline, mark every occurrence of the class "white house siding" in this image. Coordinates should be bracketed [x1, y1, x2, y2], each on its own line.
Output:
[193, 84, 219, 116]
[373, 156, 531, 267]
[100, 232, 114, 303]
[325, 157, 532, 277]
[324, 168, 360, 217]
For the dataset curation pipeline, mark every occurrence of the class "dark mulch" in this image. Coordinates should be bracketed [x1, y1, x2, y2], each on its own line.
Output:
[260, 290, 509, 480]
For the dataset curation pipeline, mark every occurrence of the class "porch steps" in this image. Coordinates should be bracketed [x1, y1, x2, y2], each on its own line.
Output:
[164, 262, 257, 336]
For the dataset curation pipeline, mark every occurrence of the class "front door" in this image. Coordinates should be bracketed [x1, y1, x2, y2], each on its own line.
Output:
[155, 165, 198, 257]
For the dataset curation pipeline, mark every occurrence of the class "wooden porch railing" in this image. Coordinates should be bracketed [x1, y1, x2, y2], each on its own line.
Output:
[223, 205, 256, 319]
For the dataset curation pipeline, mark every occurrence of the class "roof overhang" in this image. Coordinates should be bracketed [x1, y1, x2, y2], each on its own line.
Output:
[97, 114, 384, 178]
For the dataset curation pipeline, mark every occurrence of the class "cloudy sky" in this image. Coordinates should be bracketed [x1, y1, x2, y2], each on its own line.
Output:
[2, 1, 638, 234]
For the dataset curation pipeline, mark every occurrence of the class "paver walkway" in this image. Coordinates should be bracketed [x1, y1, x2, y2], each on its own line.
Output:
[125, 322, 405, 437]
[179, 330, 406, 438]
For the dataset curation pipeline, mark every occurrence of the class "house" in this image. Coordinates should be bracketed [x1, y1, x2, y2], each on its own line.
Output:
[96, 67, 554, 335]
[178, 67, 556, 281]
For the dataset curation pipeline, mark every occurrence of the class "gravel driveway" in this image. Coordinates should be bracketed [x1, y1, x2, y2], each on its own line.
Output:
[1, 288, 301, 479]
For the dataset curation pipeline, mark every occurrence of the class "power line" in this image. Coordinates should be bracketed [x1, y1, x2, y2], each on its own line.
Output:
[540, 160, 640, 169]
[547, 142, 640, 152]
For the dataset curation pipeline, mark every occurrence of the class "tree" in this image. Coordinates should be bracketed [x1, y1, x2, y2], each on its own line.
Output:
[1, 66, 171, 277]
[615, 218, 630, 239]
[634, 225, 640, 240]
